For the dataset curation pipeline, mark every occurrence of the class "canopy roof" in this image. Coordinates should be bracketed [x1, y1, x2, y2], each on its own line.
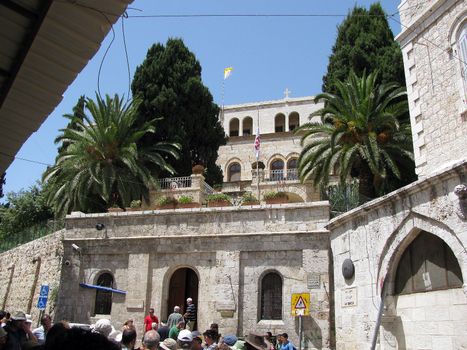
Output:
[0, 0, 133, 174]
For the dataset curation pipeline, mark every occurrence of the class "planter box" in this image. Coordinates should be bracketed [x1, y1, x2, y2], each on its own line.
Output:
[241, 201, 260, 206]
[265, 197, 288, 204]
[178, 203, 201, 209]
[125, 208, 141, 211]
[207, 200, 232, 207]
[157, 203, 177, 210]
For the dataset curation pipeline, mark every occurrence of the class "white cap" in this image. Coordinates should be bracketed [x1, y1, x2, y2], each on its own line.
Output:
[178, 329, 193, 342]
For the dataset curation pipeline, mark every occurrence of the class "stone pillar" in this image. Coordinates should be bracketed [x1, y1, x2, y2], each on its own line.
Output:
[285, 113, 290, 132]
[213, 251, 240, 335]
[191, 174, 205, 203]
[126, 253, 150, 336]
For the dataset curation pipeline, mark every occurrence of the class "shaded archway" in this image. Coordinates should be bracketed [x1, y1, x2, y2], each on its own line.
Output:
[167, 268, 199, 322]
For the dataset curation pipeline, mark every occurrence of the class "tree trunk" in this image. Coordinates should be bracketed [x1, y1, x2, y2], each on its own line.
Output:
[358, 163, 375, 203]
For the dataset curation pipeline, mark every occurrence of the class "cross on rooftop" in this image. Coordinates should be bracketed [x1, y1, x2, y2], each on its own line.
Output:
[284, 88, 291, 99]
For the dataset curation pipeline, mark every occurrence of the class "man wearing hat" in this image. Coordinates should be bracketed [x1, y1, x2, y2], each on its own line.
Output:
[177, 329, 193, 350]
[3, 311, 37, 350]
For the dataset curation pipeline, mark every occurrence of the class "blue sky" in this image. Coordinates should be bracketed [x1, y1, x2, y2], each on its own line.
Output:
[2, 0, 401, 199]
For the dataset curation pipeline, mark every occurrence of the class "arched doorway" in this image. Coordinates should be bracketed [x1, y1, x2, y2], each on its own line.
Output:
[167, 268, 199, 321]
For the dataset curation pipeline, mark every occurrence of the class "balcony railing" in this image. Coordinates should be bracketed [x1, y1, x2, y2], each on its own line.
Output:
[156, 176, 192, 189]
[267, 169, 299, 181]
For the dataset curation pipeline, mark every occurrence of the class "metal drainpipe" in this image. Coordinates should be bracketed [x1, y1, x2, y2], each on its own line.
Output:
[2, 265, 15, 310]
[370, 278, 387, 350]
[27, 257, 42, 313]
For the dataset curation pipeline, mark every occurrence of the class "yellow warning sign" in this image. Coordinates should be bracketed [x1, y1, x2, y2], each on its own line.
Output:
[291, 293, 310, 316]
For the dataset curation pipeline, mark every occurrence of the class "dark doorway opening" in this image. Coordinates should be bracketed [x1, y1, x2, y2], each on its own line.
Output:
[168, 268, 199, 325]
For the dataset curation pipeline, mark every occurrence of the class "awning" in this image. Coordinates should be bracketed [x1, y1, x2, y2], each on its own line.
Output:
[79, 283, 127, 295]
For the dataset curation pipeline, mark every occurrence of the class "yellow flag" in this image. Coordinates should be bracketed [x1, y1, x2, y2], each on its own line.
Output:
[224, 67, 233, 80]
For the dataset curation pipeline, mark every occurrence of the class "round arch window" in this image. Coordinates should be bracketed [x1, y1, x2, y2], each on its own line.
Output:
[94, 272, 113, 315]
[228, 162, 241, 182]
[270, 159, 284, 181]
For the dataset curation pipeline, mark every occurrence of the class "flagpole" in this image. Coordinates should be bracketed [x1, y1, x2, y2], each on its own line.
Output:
[256, 108, 260, 202]
[221, 78, 225, 124]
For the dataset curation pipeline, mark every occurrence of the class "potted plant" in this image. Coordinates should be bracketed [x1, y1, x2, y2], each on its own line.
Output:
[206, 193, 232, 207]
[263, 191, 288, 204]
[107, 204, 123, 212]
[156, 196, 178, 210]
[126, 199, 142, 211]
[241, 192, 260, 206]
[177, 195, 200, 208]
[192, 164, 205, 175]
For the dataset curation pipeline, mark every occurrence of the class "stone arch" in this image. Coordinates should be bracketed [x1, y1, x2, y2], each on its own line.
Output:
[274, 113, 286, 133]
[243, 116, 253, 136]
[257, 269, 284, 321]
[229, 118, 240, 137]
[377, 211, 467, 296]
[268, 155, 286, 181]
[93, 270, 114, 315]
[162, 265, 200, 321]
[448, 9, 467, 46]
[225, 157, 244, 181]
[288, 111, 300, 131]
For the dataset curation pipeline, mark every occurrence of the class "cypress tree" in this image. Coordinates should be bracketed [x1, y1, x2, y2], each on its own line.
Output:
[323, 3, 405, 93]
[132, 38, 226, 185]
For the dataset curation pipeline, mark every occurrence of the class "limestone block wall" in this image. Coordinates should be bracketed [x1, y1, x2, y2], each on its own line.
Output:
[218, 134, 302, 182]
[396, 0, 467, 177]
[56, 203, 331, 349]
[328, 160, 467, 349]
[0, 230, 64, 324]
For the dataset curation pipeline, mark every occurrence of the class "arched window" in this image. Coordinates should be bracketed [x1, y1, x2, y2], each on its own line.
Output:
[243, 117, 253, 136]
[275, 114, 285, 133]
[270, 159, 284, 181]
[287, 158, 298, 180]
[260, 272, 282, 320]
[228, 162, 241, 182]
[459, 23, 467, 97]
[395, 231, 463, 294]
[288, 112, 300, 131]
[95, 273, 113, 315]
[229, 118, 239, 137]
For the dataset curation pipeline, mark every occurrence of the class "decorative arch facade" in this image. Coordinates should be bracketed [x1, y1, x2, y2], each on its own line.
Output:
[229, 118, 240, 137]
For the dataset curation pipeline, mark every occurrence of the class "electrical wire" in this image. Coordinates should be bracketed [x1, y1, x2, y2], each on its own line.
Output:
[121, 11, 132, 103]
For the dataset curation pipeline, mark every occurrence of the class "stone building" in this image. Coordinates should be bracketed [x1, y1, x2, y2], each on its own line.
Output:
[329, 0, 467, 349]
[55, 202, 331, 349]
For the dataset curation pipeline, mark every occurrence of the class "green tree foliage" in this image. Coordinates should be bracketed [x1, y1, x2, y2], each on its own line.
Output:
[131, 38, 226, 185]
[56, 95, 86, 154]
[297, 71, 415, 202]
[0, 184, 54, 239]
[322, 3, 405, 94]
[43, 94, 180, 216]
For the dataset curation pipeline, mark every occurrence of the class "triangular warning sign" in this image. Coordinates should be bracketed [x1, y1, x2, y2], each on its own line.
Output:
[294, 296, 307, 309]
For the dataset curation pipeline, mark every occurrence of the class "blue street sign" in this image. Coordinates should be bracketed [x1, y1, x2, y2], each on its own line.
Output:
[39, 284, 49, 297]
[37, 284, 49, 310]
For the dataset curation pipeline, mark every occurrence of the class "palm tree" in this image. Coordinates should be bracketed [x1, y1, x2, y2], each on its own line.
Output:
[296, 71, 415, 202]
[43, 94, 180, 216]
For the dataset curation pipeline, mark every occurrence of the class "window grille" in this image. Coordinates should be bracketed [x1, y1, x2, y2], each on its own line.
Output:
[95, 273, 113, 315]
[260, 272, 282, 320]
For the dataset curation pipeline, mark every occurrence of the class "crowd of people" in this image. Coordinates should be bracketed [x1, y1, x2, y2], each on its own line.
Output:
[0, 298, 296, 350]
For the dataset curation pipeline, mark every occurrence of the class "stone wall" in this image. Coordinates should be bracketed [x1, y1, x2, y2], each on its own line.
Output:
[328, 160, 467, 349]
[396, 0, 467, 177]
[0, 230, 64, 324]
[56, 203, 332, 349]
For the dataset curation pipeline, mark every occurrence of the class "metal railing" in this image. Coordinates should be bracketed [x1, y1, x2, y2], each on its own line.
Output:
[203, 182, 215, 196]
[0, 219, 65, 253]
[267, 169, 298, 181]
[156, 176, 192, 190]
